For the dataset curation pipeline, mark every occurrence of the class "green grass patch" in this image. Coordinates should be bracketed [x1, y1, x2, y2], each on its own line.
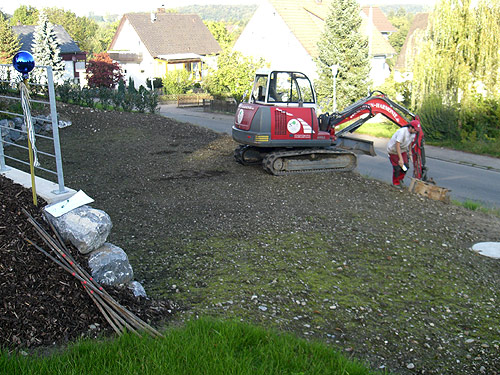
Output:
[0, 318, 378, 375]
[453, 199, 500, 217]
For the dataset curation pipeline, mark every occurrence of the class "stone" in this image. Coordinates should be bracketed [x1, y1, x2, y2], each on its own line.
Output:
[128, 281, 147, 298]
[44, 205, 112, 254]
[88, 243, 133, 286]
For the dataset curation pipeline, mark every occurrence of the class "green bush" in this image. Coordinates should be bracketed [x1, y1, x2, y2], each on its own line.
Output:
[53, 82, 159, 113]
[162, 70, 194, 95]
[459, 96, 500, 141]
[417, 94, 460, 141]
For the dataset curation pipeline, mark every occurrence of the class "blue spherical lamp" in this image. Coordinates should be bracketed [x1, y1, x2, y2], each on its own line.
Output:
[12, 51, 35, 79]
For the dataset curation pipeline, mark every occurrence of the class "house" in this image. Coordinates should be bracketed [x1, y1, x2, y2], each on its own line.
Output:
[361, 6, 397, 39]
[13, 25, 86, 84]
[108, 9, 222, 89]
[394, 13, 429, 80]
[232, 0, 395, 86]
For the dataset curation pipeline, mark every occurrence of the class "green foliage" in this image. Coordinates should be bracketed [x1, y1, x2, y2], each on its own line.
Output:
[459, 96, 500, 141]
[418, 94, 460, 141]
[204, 50, 265, 102]
[412, 0, 500, 109]
[205, 21, 234, 49]
[9, 5, 39, 25]
[0, 14, 20, 64]
[162, 70, 194, 95]
[43, 7, 98, 54]
[387, 8, 413, 54]
[146, 77, 163, 90]
[315, 0, 371, 111]
[55, 83, 158, 113]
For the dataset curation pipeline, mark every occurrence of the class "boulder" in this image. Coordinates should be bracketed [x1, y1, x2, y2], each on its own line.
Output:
[45, 205, 112, 254]
[88, 243, 134, 286]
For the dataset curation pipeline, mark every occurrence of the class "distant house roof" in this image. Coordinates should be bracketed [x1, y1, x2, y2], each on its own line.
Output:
[361, 6, 397, 33]
[267, 0, 395, 58]
[12, 25, 82, 55]
[395, 13, 429, 71]
[110, 12, 221, 58]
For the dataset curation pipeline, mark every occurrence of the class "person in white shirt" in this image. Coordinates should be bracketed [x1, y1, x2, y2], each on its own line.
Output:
[387, 120, 418, 187]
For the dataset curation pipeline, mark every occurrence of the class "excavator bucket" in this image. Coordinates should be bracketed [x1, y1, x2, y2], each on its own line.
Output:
[334, 135, 376, 157]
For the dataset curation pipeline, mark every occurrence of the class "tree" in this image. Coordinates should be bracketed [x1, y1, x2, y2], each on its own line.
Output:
[86, 52, 123, 88]
[412, 0, 500, 108]
[31, 11, 65, 86]
[387, 8, 413, 54]
[44, 7, 98, 54]
[9, 5, 39, 26]
[204, 50, 265, 102]
[0, 14, 20, 64]
[205, 21, 235, 49]
[315, 0, 371, 111]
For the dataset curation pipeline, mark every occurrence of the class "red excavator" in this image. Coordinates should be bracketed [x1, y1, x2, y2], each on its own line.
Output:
[232, 69, 428, 179]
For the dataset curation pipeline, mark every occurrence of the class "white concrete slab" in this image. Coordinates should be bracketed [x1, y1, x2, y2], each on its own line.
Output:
[471, 242, 500, 259]
[1, 167, 76, 204]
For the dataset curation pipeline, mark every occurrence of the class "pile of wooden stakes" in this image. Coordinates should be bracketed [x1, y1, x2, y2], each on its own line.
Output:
[22, 208, 163, 338]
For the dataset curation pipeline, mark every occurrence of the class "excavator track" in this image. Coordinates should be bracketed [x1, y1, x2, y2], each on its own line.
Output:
[234, 145, 265, 165]
[262, 148, 357, 176]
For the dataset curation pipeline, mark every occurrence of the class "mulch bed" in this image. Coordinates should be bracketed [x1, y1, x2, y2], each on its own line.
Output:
[0, 175, 174, 352]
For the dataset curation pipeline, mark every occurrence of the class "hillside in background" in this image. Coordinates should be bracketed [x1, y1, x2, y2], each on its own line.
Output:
[176, 4, 257, 23]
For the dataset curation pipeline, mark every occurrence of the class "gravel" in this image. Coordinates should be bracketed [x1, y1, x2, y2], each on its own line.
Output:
[3, 102, 500, 374]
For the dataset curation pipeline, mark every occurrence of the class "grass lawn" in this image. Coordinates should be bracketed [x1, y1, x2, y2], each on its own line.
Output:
[1, 318, 380, 375]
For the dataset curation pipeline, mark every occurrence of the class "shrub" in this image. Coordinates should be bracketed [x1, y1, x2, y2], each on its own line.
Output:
[86, 53, 123, 89]
[162, 70, 194, 95]
[417, 94, 460, 141]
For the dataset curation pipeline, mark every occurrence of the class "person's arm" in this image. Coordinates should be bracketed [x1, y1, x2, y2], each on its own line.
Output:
[396, 141, 404, 168]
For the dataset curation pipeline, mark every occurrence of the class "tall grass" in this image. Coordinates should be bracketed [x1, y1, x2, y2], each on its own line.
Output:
[1, 318, 380, 375]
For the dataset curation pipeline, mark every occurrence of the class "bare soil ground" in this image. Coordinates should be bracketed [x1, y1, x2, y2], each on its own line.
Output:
[2, 103, 500, 374]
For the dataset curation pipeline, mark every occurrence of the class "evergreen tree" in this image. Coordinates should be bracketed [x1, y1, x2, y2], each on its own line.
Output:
[315, 0, 371, 111]
[0, 14, 20, 64]
[412, 0, 500, 108]
[31, 11, 65, 86]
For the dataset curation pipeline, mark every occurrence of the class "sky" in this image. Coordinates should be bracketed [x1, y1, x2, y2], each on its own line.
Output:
[1, 0, 436, 17]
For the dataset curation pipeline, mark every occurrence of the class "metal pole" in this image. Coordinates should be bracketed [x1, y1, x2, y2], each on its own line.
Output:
[46, 66, 67, 195]
[0, 133, 7, 172]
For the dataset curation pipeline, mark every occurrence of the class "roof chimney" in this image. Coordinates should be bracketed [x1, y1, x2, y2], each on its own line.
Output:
[151, 12, 157, 23]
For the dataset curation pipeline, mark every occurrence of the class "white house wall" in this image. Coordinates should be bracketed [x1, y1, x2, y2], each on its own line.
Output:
[233, 2, 318, 80]
[111, 19, 155, 89]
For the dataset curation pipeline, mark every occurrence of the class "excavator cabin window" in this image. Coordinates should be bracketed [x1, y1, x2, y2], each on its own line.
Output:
[268, 72, 314, 106]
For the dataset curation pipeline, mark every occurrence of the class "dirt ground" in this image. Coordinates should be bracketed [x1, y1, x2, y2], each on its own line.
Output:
[2, 103, 500, 374]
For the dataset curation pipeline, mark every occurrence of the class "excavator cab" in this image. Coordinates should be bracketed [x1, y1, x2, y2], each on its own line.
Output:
[249, 69, 316, 109]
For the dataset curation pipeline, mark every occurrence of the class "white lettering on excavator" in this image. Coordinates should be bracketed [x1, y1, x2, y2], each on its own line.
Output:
[372, 103, 400, 122]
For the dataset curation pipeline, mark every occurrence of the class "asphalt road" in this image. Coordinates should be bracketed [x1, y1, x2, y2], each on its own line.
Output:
[159, 104, 500, 209]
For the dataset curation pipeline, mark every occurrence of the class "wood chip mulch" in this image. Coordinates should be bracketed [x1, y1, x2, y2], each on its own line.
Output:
[0, 175, 174, 352]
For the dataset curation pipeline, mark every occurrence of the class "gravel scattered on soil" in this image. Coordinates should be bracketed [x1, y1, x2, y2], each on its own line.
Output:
[2, 103, 500, 374]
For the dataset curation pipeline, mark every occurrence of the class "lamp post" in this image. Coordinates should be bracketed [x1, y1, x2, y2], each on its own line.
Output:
[331, 64, 340, 113]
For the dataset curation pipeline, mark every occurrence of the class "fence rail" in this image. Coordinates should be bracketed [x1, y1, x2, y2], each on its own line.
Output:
[0, 64, 67, 195]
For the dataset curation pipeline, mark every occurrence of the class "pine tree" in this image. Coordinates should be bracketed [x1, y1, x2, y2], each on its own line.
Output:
[315, 0, 371, 111]
[0, 14, 21, 64]
[31, 11, 65, 86]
